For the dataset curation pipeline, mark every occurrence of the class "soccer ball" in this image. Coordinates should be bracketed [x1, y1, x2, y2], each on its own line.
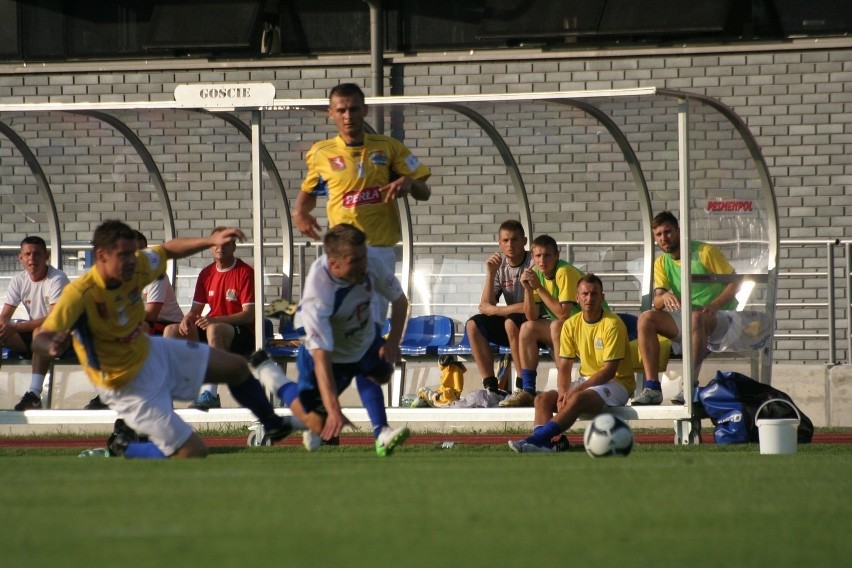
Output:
[583, 413, 634, 457]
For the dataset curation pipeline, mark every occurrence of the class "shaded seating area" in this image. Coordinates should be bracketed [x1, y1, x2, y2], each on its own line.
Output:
[0, 87, 780, 444]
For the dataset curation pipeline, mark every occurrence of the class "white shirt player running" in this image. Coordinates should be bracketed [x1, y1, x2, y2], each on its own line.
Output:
[295, 247, 404, 364]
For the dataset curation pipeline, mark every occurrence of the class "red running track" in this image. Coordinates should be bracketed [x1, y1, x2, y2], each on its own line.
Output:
[1, 432, 850, 449]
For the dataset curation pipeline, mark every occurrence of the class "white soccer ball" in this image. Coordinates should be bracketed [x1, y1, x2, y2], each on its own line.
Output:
[583, 413, 634, 458]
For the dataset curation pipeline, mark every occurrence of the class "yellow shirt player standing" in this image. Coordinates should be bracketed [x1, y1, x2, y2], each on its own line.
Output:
[294, 82, 431, 322]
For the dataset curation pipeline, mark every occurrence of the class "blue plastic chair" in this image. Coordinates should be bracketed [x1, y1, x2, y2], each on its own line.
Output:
[437, 326, 472, 356]
[617, 312, 639, 342]
[437, 325, 505, 357]
[400, 315, 456, 356]
[264, 318, 301, 359]
[278, 319, 301, 342]
[265, 344, 300, 359]
[2, 347, 27, 361]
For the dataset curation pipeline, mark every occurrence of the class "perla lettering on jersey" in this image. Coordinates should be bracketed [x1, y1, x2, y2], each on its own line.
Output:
[342, 187, 383, 208]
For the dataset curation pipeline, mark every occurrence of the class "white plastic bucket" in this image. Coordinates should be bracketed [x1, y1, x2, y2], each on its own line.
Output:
[755, 398, 801, 455]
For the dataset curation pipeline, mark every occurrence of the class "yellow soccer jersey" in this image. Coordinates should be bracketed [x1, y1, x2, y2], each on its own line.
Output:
[654, 241, 736, 309]
[559, 310, 635, 394]
[532, 260, 582, 320]
[41, 246, 169, 389]
[301, 134, 431, 246]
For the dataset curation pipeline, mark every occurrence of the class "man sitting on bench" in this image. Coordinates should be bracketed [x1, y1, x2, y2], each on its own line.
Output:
[1, 236, 70, 410]
[632, 211, 740, 406]
[508, 274, 634, 453]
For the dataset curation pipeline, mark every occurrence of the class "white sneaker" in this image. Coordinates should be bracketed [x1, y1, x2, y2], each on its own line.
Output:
[498, 389, 536, 407]
[302, 430, 322, 452]
[508, 440, 554, 453]
[632, 388, 663, 406]
[375, 425, 410, 457]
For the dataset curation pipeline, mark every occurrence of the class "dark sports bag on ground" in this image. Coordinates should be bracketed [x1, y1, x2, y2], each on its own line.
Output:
[696, 371, 814, 445]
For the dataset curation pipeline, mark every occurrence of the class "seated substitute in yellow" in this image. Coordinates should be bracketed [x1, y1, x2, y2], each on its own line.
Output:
[509, 274, 634, 453]
[633, 211, 739, 406]
[500, 234, 600, 408]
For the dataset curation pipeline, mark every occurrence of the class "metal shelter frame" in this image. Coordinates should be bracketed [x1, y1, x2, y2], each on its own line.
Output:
[0, 88, 779, 441]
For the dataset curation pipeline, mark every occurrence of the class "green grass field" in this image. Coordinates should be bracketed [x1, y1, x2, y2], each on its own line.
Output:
[1, 443, 850, 567]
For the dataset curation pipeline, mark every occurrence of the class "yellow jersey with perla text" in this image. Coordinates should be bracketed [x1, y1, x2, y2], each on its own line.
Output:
[41, 246, 168, 389]
[301, 134, 431, 246]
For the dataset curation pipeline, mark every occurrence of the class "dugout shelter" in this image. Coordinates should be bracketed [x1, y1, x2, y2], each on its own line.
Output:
[0, 86, 779, 442]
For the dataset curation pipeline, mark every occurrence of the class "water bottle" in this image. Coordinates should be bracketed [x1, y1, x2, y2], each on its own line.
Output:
[78, 447, 111, 458]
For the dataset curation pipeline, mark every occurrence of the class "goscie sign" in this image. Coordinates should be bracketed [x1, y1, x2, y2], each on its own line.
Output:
[174, 83, 275, 109]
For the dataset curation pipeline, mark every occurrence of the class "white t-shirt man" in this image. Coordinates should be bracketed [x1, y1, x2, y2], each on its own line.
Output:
[142, 275, 184, 324]
[5, 265, 70, 322]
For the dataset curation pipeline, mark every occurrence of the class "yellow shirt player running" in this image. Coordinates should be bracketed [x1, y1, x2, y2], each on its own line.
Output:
[509, 273, 634, 453]
[45, 244, 163, 389]
[34, 220, 293, 458]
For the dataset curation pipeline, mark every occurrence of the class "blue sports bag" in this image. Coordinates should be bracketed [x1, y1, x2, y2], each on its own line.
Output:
[696, 371, 813, 445]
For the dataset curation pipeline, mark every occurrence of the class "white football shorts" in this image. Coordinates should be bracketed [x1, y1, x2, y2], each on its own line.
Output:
[577, 376, 630, 407]
[98, 336, 210, 456]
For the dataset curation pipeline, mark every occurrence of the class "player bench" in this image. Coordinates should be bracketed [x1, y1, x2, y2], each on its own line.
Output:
[390, 312, 702, 443]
